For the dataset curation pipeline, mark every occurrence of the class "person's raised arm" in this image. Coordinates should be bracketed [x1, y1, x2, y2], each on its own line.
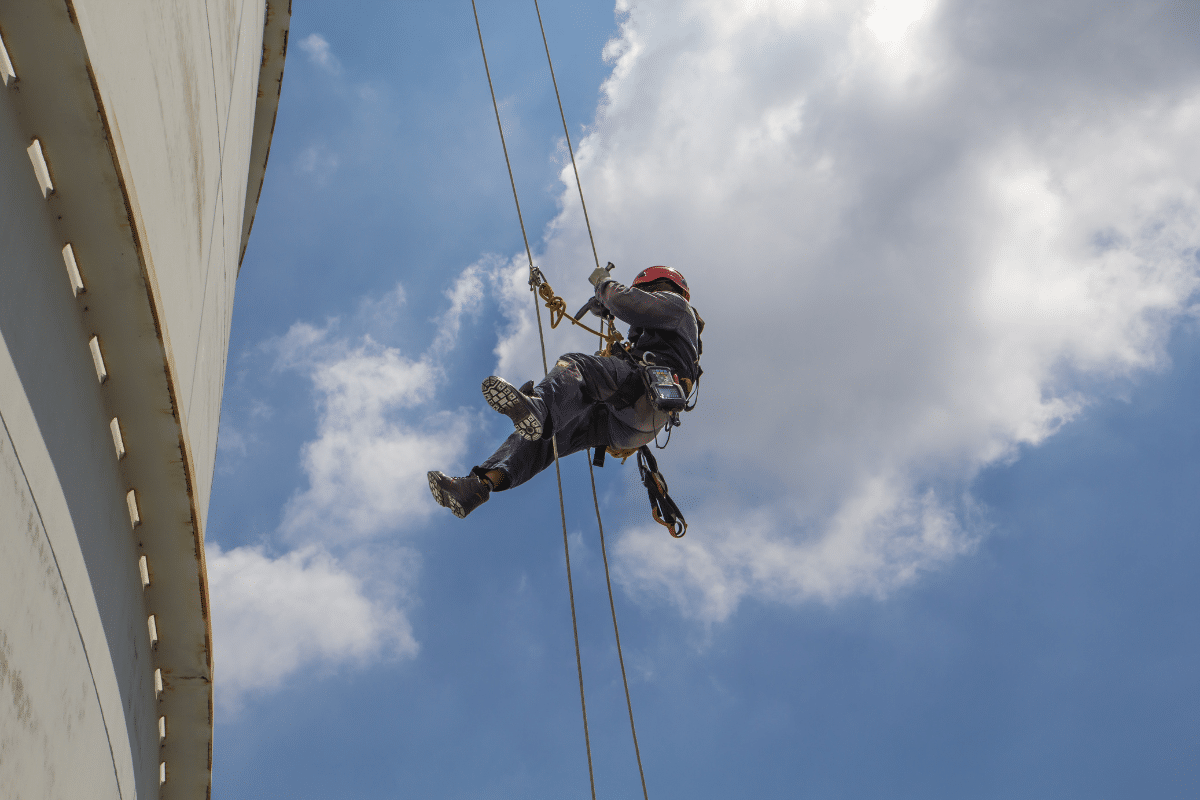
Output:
[594, 278, 689, 329]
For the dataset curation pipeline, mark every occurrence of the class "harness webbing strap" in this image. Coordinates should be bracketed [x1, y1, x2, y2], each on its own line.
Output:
[637, 447, 687, 538]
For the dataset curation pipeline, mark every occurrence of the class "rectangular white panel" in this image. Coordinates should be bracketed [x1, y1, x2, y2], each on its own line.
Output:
[0, 30, 14, 87]
[26, 139, 54, 198]
[88, 336, 107, 383]
[62, 244, 86, 295]
[109, 417, 125, 459]
[125, 489, 140, 527]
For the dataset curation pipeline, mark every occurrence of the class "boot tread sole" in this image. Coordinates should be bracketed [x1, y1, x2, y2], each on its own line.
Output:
[482, 377, 543, 441]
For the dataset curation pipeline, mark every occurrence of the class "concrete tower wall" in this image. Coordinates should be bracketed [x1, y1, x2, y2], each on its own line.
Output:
[0, 1, 288, 797]
[71, 0, 267, 521]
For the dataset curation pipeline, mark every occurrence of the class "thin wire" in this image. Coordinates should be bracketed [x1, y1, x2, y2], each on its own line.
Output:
[534, 2, 651, 796]
[533, 0, 602, 272]
[471, 4, 596, 798]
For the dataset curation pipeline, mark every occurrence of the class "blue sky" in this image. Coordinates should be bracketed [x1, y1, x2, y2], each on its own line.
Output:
[207, 1, 1200, 797]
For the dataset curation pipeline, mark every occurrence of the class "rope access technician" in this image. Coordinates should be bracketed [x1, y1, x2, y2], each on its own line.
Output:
[428, 264, 703, 519]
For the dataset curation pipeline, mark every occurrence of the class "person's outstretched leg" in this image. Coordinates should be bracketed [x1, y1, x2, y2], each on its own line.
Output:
[475, 400, 610, 488]
[429, 353, 634, 518]
[481, 377, 546, 440]
[427, 471, 492, 518]
[483, 355, 603, 442]
[427, 401, 611, 518]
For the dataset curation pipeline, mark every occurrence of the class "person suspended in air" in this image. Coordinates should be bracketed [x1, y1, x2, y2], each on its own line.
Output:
[428, 264, 703, 519]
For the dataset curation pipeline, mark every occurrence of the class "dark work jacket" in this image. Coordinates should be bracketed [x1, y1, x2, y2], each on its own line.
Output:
[593, 279, 702, 384]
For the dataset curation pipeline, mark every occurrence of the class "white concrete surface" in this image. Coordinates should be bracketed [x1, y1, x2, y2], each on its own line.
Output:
[1, 84, 146, 800]
[0, 337, 133, 800]
[0, 1, 289, 797]
[71, 0, 267, 535]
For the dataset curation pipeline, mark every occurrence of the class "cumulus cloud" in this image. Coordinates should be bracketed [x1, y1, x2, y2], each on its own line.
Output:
[276, 328, 470, 543]
[298, 143, 341, 184]
[299, 32, 342, 74]
[866, 0, 937, 43]
[207, 543, 416, 709]
[494, 0, 1200, 620]
[212, 272, 482, 705]
[431, 260, 488, 354]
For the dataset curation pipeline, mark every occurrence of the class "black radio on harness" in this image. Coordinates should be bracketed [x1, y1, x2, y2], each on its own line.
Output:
[641, 363, 687, 412]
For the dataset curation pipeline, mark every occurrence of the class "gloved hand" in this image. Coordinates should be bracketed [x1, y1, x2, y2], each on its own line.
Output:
[588, 261, 615, 288]
[574, 297, 607, 320]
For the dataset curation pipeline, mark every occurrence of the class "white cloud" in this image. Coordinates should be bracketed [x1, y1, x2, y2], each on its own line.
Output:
[299, 32, 342, 74]
[615, 479, 976, 622]
[213, 271, 483, 704]
[431, 260, 488, 354]
[494, 0, 1200, 620]
[272, 302, 473, 546]
[866, 0, 937, 43]
[216, 424, 248, 461]
[298, 143, 340, 184]
[279, 337, 469, 544]
[207, 543, 416, 709]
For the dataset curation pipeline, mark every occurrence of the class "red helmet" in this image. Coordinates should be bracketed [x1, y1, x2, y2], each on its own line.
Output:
[632, 266, 690, 301]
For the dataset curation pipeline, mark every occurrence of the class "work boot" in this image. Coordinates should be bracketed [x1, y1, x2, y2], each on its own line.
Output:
[427, 471, 490, 519]
[482, 376, 545, 441]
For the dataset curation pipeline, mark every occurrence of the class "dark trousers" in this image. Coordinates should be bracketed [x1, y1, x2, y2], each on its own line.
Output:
[474, 353, 659, 490]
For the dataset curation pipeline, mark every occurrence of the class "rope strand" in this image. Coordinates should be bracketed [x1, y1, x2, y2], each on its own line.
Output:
[471, 4, 596, 798]
[587, 454, 651, 800]
[533, 0, 602, 272]
[474, 4, 655, 797]
[470, 0, 536, 274]
[534, 2, 653, 797]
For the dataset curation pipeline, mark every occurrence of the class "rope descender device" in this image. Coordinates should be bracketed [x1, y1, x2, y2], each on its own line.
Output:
[529, 265, 625, 353]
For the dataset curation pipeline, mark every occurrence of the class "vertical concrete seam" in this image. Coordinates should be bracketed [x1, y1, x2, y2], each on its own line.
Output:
[186, 0, 254, 435]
